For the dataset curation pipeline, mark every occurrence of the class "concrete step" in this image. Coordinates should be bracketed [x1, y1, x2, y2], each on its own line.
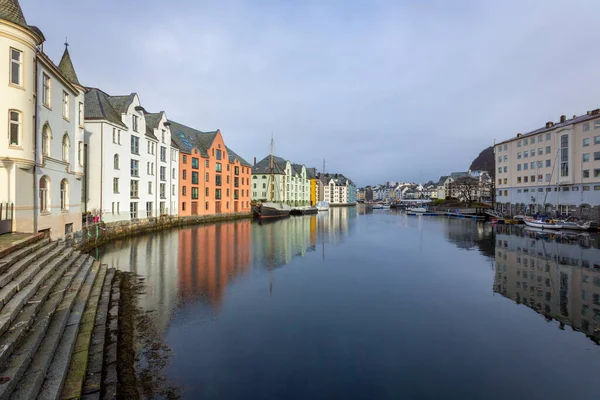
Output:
[0, 251, 84, 400]
[37, 261, 100, 400]
[0, 240, 58, 289]
[0, 237, 50, 275]
[8, 256, 94, 400]
[0, 233, 46, 262]
[102, 271, 121, 400]
[60, 264, 108, 400]
[0, 244, 72, 338]
[0, 251, 81, 367]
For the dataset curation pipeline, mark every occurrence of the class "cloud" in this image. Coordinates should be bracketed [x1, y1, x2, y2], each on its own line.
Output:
[21, 0, 600, 186]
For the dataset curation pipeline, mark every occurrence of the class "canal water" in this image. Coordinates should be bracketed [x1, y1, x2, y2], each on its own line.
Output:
[98, 206, 600, 399]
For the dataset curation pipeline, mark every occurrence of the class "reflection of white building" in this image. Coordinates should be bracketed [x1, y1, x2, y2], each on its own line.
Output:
[494, 228, 600, 342]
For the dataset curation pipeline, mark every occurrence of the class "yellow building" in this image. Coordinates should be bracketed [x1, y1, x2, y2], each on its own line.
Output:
[307, 167, 318, 206]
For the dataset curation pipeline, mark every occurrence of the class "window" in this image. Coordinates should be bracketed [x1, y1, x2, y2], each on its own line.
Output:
[182, 186, 187, 196]
[192, 187, 199, 199]
[504, 190, 508, 196]
[234, 177, 239, 187]
[9, 110, 21, 146]
[523, 150, 528, 158]
[596, 120, 600, 129]
[78, 141, 83, 166]
[503, 166, 507, 173]
[594, 169, 600, 178]
[160, 183, 166, 199]
[42, 74, 51, 107]
[517, 140, 522, 147]
[130, 202, 138, 219]
[584, 123, 590, 132]
[517, 152, 522, 159]
[161, 129, 166, 143]
[545, 159, 551, 167]
[524, 176, 528, 183]
[537, 175, 543, 181]
[130, 180, 139, 197]
[130, 160, 139, 177]
[146, 202, 153, 217]
[205, 172, 209, 182]
[216, 162, 222, 172]
[160, 146, 166, 162]
[113, 128, 117, 143]
[536, 148, 541, 155]
[498, 167, 502, 173]
[205, 187, 209, 196]
[183, 155, 187, 164]
[234, 189, 239, 199]
[235, 166, 239, 175]
[583, 153, 590, 162]
[205, 202, 209, 210]
[524, 163, 528, 170]
[132, 115, 139, 132]
[530, 175, 535, 182]
[78, 102, 84, 127]
[62, 134, 70, 162]
[192, 158, 199, 169]
[583, 186, 591, 191]
[560, 134, 568, 177]
[114, 154, 119, 169]
[595, 152, 600, 161]
[517, 164, 521, 171]
[205, 160, 209, 168]
[216, 175, 222, 186]
[503, 178, 507, 184]
[537, 136, 542, 143]
[216, 149, 222, 160]
[42, 124, 51, 156]
[584, 138, 590, 147]
[60, 179, 69, 210]
[595, 186, 600, 191]
[583, 170, 590, 178]
[62, 91, 70, 119]
[216, 189, 222, 199]
[148, 181, 153, 194]
[131, 136, 139, 154]
[113, 178, 119, 193]
[546, 133, 551, 140]
[192, 171, 198, 184]
[10, 48, 22, 86]
[524, 138, 528, 145]
[160, 166, 166, 181]
[172, 168, 176, 179]
[39, 176, 49, 212]
[517, 177, 522, 183]
[537, 161, 542, 168]
[530, 162, 535, 169]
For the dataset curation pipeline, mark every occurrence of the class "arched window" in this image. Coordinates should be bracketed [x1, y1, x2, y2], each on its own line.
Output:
[60, 179, 69, 210]
[39, 176, 50, 212]
[9, 110, 21, 146]
[114, 154, 119, 169]
[42, 124, 51, 156]
[62, 133, 70, 162]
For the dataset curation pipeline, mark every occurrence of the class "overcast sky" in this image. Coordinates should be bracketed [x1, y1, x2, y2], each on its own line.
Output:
[21, 0, 600, 186]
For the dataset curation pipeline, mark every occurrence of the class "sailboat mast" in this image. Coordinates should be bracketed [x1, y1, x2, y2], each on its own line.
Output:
[270, 136, 275, 202]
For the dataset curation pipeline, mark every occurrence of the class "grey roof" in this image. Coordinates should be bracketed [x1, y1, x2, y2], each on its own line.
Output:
[0, 0, 26, 28]
[84, 88, 127, 128]
[450, 171, 469, 180]
[438, 175, 449, 185]
[291, 163, 305, 176]
[57, 47, 80, 86]
[107, 94, 136, 115]
[225, 146, 252, 167]
[306, 167, 317, 179]
[168, 119, 217, 157]
[252, 155, 287, 175]
[144, 112, 164, 141]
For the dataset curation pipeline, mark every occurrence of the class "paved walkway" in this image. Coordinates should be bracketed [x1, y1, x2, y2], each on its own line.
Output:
[0, 233, 34, 254]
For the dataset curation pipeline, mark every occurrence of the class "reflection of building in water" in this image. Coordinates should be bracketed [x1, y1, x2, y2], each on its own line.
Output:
[98, 230, 180, 334]
[444, 219, 495, 258]
[494, 227, 600, 343]
[319, 207, 354, 245]
[178, 220, 252, 307]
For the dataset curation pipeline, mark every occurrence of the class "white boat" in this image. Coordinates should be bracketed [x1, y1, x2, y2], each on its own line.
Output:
[523, 217, 562, 230]
[316, 201, 329, 212]
[407, 207, 427, 213]
[373, 203, 390, 210]
[559, 219, 591, 231]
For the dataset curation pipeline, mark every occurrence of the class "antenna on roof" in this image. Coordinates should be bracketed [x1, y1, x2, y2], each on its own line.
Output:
[64, 37, 69, 48]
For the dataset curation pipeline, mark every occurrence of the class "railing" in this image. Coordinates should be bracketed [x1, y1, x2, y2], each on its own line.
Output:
[0, 203, 14, 235]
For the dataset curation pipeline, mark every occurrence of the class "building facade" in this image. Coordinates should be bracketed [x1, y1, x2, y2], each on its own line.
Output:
[251, 155, 310, 206]
[495, 110, 600, 216]
[1, 3, 83, 238]
[170, 121, 251, 216]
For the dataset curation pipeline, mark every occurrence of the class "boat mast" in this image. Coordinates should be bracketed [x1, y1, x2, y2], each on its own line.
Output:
[270, 135, 275, 202]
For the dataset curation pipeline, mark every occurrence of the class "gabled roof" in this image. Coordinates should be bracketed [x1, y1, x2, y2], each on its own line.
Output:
[252, 155, 288, 175]
[225, 146, 251, 167]
[57, 47, 80, 86]
[291, 163, 305, 176]
[144, 112, 166, 141]
[437, 175, 449, 185]
[306, 167, 317, 179]
[168, 119, 220, 157]
[107, 94, 136, 115]
[450, 171, 469, 180]
[84, 88, 127, 128]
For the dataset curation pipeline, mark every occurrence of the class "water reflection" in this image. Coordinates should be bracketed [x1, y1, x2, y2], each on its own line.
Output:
[443, 219, 496, 259]
[494, 225, 600, 344]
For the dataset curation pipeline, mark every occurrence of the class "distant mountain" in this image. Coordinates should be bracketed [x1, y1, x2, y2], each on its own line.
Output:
[469, 146, 494, 176]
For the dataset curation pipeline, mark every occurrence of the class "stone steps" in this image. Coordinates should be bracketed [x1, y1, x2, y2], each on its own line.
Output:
[37, 261, 101, 400]
[0, 237, 51, 275]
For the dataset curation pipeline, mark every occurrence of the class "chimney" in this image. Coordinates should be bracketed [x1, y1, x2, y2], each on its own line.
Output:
[560, 115, 566, 123]
[592, 109, 600, 116]
[545, 121, 554, 128]
[253, 156, 256, 166]
[573, 115, 577, 119]
[516, 133, 522, 137]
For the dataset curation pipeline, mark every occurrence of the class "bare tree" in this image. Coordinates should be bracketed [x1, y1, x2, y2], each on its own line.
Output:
[449, 176, 480, 206]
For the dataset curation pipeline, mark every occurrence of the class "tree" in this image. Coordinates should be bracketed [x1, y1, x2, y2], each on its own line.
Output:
[449, 176, 480, 206]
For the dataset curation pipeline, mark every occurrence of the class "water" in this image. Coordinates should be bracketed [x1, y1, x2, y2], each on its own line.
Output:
[98, 207, 600, 399]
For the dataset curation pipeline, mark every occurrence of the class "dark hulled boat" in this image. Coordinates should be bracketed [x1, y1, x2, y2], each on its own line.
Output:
[256, 202, 291, 219]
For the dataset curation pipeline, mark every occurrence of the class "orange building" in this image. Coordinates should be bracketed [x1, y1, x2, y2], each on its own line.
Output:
[169, 121, 251, 216]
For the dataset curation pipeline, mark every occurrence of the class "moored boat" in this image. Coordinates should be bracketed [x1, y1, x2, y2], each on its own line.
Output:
[407, 207, 427, 213]
[316, 201, 330, 212]
[256, 202, 291, 219]
[523, 217, 562, 230]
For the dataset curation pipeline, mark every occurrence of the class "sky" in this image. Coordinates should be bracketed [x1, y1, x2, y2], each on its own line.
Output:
[20, 0, 600, 187]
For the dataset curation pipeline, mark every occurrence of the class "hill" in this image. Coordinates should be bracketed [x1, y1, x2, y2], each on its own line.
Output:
[469, 146, 494, 175]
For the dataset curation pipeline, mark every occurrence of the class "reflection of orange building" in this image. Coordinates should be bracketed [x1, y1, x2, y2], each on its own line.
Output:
[177, 220, 252, 307]
[169, 121, 251, 216]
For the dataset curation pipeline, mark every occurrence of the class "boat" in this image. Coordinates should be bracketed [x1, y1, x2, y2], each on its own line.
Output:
[407, 207, 427, 213]
[523, 217, 562, 230]
[559, 218, 592, 231]
[373, 203, 390, 210]
[290, 206, 318, 215]
[316, 201, 329, 212]
[253, 137, 291, 220]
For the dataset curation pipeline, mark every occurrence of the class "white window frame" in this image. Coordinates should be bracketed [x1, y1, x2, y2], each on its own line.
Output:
[42, 73, 51, 107]
[8, 109, 21, 147]
[9, 48, 22, 87]
[62, 91, 70, 120]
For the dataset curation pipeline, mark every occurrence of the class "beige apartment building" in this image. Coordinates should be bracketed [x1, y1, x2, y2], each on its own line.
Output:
[495, 109, 600, 215]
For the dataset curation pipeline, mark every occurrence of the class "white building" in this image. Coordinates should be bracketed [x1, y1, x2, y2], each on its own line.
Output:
[251, 155, 310, 206]
[84, 89, 179, 222]
[1, 3, 84, 238]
